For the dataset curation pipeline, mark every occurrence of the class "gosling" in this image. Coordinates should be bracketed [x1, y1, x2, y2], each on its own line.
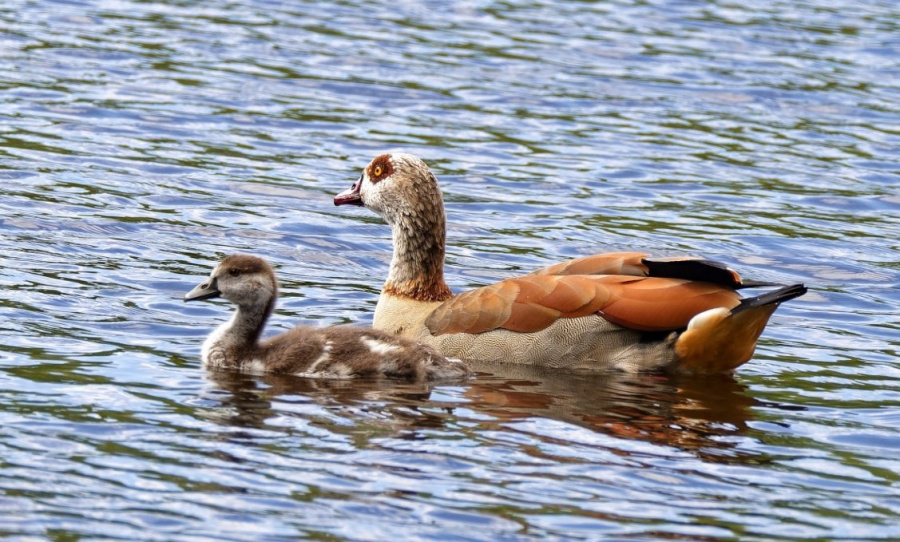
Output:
[184, 254, 469, 381]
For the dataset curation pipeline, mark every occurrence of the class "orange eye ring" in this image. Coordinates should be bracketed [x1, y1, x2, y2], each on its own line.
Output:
[373, 166, 383, 177]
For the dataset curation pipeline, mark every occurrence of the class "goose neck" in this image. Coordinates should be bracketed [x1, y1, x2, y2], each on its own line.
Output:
[384, 211, 452, 302]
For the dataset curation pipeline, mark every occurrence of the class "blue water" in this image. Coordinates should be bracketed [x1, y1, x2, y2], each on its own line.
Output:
[1, 0, 898, 539]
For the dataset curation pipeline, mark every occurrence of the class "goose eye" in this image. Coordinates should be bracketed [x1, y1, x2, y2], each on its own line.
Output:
[373, 165, 383, 177]
[228, 268, 241, 277]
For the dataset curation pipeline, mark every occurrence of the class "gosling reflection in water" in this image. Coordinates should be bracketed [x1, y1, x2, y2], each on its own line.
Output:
[202, 371, 451, 433]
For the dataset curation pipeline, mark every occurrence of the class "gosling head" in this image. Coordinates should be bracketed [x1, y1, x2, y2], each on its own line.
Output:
[333, 153, 444, 226]
[184, 254, 277, 310]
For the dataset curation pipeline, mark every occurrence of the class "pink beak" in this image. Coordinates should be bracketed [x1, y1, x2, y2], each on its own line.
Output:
[334, 175, 364, 206]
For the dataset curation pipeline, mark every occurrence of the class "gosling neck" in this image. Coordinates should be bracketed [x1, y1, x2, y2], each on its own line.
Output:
[213, 296, 275, 357]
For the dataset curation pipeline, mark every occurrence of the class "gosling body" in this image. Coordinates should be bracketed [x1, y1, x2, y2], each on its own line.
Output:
[185, 254, 469, 381]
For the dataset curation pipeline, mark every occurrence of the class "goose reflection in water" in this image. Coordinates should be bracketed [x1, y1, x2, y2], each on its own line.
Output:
[197, 363, 797, 464]
[463, 364, 764, 463]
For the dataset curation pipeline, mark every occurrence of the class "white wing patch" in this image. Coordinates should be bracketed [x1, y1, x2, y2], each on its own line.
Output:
[361, 337, 401, 355]
[301, 341, 333, 376]
[686, 307, 730, 330]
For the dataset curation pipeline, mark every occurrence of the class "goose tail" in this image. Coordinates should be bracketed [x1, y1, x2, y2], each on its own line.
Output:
[674, 284, 807, 373]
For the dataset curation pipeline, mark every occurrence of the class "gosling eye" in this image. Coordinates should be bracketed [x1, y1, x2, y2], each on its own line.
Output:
[228, 268, 241, 277]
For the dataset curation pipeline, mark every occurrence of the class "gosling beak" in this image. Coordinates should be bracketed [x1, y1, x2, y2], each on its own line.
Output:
[333, 174, 364, 206]
[184, 277, 220, 302]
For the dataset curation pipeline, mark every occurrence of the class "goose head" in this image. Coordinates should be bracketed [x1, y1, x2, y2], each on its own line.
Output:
[334, 153, 452, 302]
[333, 153, 445, 227]
[184, 254, 278, 311]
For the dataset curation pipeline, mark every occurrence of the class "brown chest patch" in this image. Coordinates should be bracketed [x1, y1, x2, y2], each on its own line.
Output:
[384, 280, 453, 303]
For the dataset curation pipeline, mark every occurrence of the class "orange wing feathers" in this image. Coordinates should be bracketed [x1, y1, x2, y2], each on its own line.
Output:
[528, 252, 649, 277]
[425, 274, 741, 336]
[598, 280, 740, 331]
[529, 252, 746, 289]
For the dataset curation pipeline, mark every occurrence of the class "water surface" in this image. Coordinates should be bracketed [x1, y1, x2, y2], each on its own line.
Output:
[1, 0, 899, 539]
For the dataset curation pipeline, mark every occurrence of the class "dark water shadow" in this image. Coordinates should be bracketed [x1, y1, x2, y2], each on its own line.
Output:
[201, 364, 799, 464]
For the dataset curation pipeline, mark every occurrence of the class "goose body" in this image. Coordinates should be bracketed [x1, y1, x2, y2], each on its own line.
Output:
[334, 153, 806, 373]
[184, 254, 469, 381]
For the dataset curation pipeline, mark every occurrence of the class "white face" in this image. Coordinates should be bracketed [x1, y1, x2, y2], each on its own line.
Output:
[358, 154, 395, 218]
[357, 152, 428, 224]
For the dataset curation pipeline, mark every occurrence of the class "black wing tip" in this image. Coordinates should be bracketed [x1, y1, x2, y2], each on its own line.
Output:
[642, 257, 741, 288]
[735, 283, 807, 313]
[737, 280, 785, 288]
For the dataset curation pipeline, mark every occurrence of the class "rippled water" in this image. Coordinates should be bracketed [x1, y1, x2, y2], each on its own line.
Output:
[1, 0, 899, 539]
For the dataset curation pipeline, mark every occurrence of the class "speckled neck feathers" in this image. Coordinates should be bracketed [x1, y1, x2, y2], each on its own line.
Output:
[380, 156, 453, 302]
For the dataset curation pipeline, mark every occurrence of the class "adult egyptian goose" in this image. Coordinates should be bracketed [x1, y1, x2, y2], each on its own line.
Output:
[333, 153, 807, 373]
[184, 254, 469, 381]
